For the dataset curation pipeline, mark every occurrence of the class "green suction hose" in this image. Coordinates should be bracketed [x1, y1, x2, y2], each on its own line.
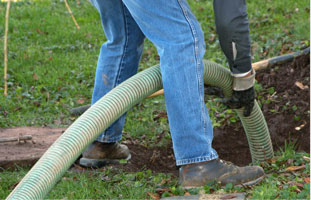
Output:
[203, 61, 273, 162]
[6, 61, 273, 200]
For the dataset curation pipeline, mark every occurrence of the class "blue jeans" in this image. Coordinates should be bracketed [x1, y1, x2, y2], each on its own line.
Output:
[90, 0, 218, 166]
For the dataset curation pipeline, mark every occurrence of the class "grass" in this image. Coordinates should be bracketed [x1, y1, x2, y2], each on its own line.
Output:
[1, 142, 309, 199]
[0, 0, 310, 199]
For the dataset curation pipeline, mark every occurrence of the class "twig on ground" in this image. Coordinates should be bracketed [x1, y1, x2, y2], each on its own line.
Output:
[0, 135, 32, 143]
[4, 0, 11, 97]
[64, 0, 80, 30]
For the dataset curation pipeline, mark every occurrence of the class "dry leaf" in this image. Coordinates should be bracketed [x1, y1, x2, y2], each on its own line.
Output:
[9, 182, 20, 190]
[77, 99, 85, 104]
[294, 188, 302, 193]
[285, 165, 305, 172]
[155, 188, 170, 194]
[296, 183, 304, 189]
[184, 192, 191, 196]
[295, 81, 309, 90]
[160, 179, 167, 185]
[32, 73, 38, 81]
[303, 156, 310, 162]
[33, 101, 40, 107]
[147, 192, 160, 200]
[36, 28, 43, 34]
[304, 177, 310, 184]
[295, 123, 306, 131]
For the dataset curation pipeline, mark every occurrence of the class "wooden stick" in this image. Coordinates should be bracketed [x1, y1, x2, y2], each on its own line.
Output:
[147, 89, 164, 98]
[4, 0, 11, 97]
[0, 135, 32, 143]
[71, 48, 311, 114]
[64, 0, 80, 30]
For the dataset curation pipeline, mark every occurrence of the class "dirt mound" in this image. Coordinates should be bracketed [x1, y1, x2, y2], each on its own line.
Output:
[258, 54, 310, 152]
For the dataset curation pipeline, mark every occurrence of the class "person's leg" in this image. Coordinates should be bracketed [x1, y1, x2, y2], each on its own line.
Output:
[91, 0, 145, 143]
[121, 0, 264, 187]
[122, 0, 217, 166]
[80, 0, 145, 168]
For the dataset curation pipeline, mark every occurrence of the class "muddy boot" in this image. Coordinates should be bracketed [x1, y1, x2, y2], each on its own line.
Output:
[179, 159, 265, 188]
[79, 141, 131, 168]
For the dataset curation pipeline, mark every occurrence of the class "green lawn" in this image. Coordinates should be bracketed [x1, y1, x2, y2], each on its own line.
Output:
[0, 0, 309, 199]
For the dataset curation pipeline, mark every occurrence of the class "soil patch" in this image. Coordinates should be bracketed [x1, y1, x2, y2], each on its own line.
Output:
[213, 54, 310, 167]
[0, 127, 65, 169]
[0, 54, 309, 176]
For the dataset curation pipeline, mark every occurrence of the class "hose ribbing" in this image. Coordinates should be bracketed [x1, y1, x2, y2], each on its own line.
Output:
[203, 60, 274, 162]
[7, 61, 273, 199]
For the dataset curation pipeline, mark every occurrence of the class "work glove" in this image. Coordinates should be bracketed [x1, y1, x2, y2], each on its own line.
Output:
[224, 69, 256, 117]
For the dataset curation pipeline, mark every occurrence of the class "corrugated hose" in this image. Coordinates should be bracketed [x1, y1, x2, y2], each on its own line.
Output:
[6, 60, 273, 199]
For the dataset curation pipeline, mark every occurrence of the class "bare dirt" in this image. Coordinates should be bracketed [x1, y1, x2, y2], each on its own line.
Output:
[0, 54, 309, 177]
[0, 127, 65, 169]
[116, 53, 310, 176]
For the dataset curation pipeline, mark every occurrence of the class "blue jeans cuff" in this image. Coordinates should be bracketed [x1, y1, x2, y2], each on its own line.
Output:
[176, 153, 219, 166]
[96, 134, 122, 143]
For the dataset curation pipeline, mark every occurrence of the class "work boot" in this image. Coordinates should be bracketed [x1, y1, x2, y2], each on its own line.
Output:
[179, 159, 265, 188]
[79, 141, 131, 168]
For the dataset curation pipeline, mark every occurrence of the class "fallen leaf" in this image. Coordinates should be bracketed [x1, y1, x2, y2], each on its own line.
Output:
[160, 179, 167, 185]
[32, 73, 38, 81]
[147, 192, 160, 200]
[295, 122, 306, 131]
[155, 188, 170, 194]
[33, 101, 41, 107]
[296, 183, 304, 189]
[294, 188, 302, 193]
[285, 165, 305, 172]
[77, 99, 85, 104]
[274, 193, 280, 199]
[303, 156, 310, 162]
[9, 182, 20, 190]
[36, 28, 43, 34]
[73, 163, 84, 171]
[209, 188, 215, 194]
[295, 81, 309, 90]
[304, 177, 310, 184]
[184, 192, 191, 196]
[48, 56, 53, 61]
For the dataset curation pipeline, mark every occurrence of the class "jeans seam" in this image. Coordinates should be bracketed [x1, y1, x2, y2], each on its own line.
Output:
[177, 0, 207, 133]
[114, 3, 129, 87]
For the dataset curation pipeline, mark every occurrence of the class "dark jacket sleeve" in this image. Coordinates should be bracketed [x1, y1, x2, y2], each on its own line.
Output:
[213, 0, 252, 75]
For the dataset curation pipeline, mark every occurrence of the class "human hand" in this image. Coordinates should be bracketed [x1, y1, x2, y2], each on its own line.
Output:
[224, 69, 256, 117]
[224, 87, 255, 117]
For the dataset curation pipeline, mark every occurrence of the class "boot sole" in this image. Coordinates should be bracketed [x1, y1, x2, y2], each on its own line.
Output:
[79, 154, 131, 168]
[237, 174, 265, 187]
[182, 175, 265, 189]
